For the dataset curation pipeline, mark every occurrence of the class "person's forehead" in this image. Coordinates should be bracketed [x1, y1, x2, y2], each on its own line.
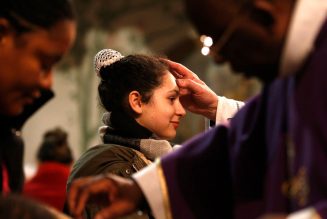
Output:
[47, 20, 76, 50]
[19, 20, 75, 58]
[159, 73, 178, 90]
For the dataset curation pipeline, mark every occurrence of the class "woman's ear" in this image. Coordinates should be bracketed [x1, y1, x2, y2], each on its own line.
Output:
[129, 91, 143, 114]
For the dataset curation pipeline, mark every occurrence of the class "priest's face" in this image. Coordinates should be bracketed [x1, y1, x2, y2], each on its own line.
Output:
[185, 0, 295, 82]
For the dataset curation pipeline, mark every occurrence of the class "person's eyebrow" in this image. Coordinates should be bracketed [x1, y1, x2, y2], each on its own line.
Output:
[167, 89, 180, 95]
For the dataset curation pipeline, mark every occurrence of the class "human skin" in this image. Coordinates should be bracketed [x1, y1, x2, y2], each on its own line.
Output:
[0, 20, 76, 116]
[67, 1, 297, 218]
[136, 72, 186, 140]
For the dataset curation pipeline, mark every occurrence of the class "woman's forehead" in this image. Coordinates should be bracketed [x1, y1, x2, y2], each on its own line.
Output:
[157, 73, 178, 91]
[18, 20, 76, 59]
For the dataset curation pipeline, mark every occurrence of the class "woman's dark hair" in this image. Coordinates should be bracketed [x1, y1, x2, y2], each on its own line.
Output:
[37, 127, 73, 165]
[0, 0, 75, 33]
[98, 54, 169, 115]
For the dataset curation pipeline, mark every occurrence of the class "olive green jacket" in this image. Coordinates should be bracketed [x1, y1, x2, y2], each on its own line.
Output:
[67, 144, 151, 219]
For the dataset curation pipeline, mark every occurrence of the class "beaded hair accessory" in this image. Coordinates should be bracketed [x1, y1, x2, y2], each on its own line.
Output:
[94, 49, 124, 77]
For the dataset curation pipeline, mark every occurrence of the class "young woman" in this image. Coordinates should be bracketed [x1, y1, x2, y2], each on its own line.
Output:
[67, 49, 186, 218]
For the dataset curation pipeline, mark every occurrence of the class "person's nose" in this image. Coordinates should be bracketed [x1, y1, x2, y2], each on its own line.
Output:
[176, 100, 186, 117]
[39, 70, 53, 90]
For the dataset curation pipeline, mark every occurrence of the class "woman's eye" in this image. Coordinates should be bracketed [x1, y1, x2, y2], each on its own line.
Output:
[169, 97, 177, 102]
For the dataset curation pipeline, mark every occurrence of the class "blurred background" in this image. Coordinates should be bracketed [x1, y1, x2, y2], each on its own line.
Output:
[22, 0, 261, 175]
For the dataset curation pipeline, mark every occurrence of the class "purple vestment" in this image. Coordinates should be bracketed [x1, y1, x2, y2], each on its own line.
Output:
[161, 20, 327, 218]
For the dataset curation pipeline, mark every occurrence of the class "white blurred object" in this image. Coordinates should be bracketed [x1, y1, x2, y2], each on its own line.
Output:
[24, 163, 37, 180]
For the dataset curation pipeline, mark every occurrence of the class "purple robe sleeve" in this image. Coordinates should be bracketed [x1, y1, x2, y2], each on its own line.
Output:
[161, 126, 234, 219]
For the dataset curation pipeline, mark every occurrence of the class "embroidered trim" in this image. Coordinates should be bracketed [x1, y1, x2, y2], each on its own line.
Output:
[156, 159, 173, 219]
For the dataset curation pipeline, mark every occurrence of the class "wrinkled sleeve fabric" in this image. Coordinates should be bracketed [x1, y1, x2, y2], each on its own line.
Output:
[216, 96, 244, 125]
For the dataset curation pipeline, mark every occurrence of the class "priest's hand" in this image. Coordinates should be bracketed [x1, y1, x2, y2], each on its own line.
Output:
[163, 59, 218, 121]
[68, 174, 145, 219]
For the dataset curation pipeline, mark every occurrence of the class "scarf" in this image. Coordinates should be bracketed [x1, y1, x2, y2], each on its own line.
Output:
[99, 112, 175, 161]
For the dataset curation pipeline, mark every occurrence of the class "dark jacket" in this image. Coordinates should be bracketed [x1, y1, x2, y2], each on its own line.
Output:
[67, 144, 149, 219]
[0, 89, 54, 193]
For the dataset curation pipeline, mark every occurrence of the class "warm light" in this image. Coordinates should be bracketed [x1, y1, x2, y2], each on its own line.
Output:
[200, 35, 213, 56]
[203, 36, 213, 47]
[200, 35, 207, 43]
[201, 46, 210, 56]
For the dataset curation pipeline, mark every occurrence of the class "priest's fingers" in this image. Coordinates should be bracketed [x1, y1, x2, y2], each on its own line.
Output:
[163, 59, 204, 84]
[68, 175, 118, 217]
[176, 78, 209, 96]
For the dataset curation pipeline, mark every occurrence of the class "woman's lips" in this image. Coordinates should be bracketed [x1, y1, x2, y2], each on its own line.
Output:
[171, 121, 179, 129]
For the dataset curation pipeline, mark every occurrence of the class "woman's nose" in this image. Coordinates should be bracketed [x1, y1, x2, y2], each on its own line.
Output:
[176, 101, 186, 117]
[39, 71, 53, 90]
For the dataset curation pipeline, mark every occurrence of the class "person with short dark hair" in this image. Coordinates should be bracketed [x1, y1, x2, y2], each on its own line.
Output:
[23, 127, 73, 211]
[37, 127, 73, 165]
